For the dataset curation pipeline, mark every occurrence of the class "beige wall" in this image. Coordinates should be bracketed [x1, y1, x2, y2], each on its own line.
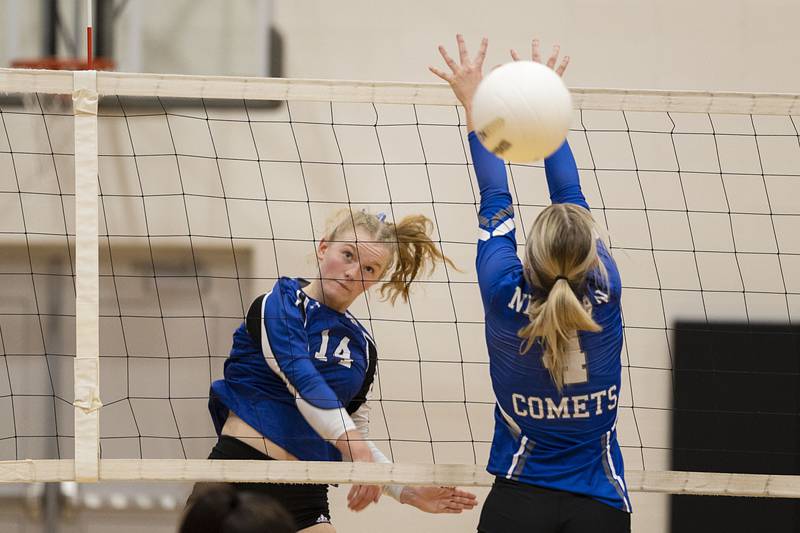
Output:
[3, 0, 799, 92]
[271, 0, 800, 92]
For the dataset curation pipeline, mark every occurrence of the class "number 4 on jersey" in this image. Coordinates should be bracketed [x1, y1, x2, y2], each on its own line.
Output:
[313, 330, 352, 368]
[563, 335, 588, 385]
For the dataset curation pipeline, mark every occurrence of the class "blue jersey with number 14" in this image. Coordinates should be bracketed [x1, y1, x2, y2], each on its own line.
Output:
[471, 132, 631, 512]
[208, 277, 377, 462]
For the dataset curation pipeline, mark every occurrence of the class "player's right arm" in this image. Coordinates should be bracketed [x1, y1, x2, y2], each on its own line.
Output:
[260, 279, 372, 462]
[544, 140, 588, 209]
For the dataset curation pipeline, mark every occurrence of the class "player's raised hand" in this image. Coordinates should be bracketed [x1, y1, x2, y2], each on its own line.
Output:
[510, 38, 570, 78]
[429, 34, 488, 110]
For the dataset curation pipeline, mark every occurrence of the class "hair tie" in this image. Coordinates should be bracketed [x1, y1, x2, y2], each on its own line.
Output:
[554, 275, 569, 282]
[377, 212, 387, 223]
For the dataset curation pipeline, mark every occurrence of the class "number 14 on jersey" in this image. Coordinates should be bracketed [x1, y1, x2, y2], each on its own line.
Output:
[313, 329, 352, 368]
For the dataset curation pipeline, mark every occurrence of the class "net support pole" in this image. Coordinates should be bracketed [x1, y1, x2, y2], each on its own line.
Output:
[86, 0, 94, 70]
[4, 0, 19, 68]
[73, 70, 101, 482]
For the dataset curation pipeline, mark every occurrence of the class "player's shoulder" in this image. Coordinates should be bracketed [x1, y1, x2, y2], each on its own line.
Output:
[273, 277, 313, 305]
[587, 239, 621, 304]
[260, 278, 318, 322]
[492, 265, 531, 309]
[598, 240, 622, 294]
[274, 276, 301, 294]
[260, 276, 298, 301]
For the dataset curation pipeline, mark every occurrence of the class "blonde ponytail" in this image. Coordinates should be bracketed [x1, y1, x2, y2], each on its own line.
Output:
[378, 215, 456, 304]
[518, 203, 606, 390]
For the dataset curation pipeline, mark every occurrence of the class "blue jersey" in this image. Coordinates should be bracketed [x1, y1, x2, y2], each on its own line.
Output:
[471, 132, 631, 512]
[209, 277, 377, 462]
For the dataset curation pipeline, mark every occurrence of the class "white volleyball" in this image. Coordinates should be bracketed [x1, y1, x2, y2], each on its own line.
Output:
[472, 60, 573, 163]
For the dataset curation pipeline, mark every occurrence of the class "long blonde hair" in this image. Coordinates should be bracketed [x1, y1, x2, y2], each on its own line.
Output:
[325, 210, 456, 304]
[518, 203, 607, 390]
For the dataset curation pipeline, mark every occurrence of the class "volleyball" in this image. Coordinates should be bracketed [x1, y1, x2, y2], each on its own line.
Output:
[472, 60, 573, 163]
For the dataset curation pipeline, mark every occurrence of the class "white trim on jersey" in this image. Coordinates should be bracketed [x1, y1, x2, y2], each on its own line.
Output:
[506, 436, 529, 479]
[604, 416, 631, 512]
[258, 291, 355, 443]
[478, 218, 516, 242]
[492, 218, 515, 237]
[497, 403, 522, 439]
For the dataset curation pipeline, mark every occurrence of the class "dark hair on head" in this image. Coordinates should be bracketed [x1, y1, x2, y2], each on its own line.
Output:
[180, 483, 296, 533]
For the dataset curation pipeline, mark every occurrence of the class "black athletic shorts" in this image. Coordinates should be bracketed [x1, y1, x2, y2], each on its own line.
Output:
[477, 476, 631, 533]
[204, 435, 331, 530]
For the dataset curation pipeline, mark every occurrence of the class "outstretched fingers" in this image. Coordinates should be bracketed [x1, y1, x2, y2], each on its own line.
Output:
[546, 44, 560, 69]
[430, 35, 488, 110]
[428, 65, 451, 82]
[555, 55, 571, 77]
[531, 38, 542, 63]
[456, 33, 470, 64]
[474, 37, 489, 69]
[528, 38, 571, 77]
[437, 44, 459, 73]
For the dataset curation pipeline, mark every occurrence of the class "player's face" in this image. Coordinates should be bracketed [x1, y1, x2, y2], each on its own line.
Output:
[316, 227, 391, 311]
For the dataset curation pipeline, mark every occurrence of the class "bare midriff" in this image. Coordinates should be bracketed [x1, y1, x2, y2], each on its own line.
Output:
[221, 411, 299, 461]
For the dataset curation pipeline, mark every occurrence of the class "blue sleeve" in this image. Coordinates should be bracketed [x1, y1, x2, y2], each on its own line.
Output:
[544, 140, 589, 209]
[263, 280, 342, 410]
[471, 132, 523, 309]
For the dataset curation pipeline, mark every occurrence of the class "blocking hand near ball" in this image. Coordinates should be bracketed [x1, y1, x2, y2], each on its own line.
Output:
[430, 35, 573, 162]
[510, 38, 571, 78]
[429, 34, 488, 130]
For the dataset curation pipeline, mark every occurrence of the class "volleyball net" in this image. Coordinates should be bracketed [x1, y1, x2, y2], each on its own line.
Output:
[0, 67, 798, 498]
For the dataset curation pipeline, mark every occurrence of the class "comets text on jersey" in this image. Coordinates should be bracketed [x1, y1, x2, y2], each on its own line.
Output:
[511, 385, 618, 420]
